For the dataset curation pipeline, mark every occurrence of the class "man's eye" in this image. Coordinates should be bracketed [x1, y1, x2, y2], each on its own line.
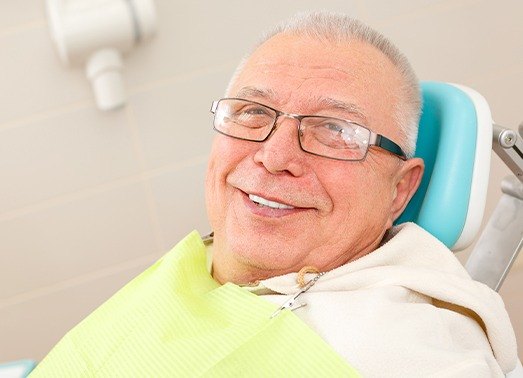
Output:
[324, 123, 346, 134]
[310, 120, 366, 150]
[321, 122, 353, 137]
[241, 106, 271, 116]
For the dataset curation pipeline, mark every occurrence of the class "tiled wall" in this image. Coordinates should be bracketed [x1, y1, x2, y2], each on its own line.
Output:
[1, 0, 522, 361]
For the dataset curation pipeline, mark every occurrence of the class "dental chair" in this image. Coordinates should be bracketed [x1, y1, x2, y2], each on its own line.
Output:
[2, 82, 522, 377]
[0, 360, 36, 378]
[397, 81, 523, 377]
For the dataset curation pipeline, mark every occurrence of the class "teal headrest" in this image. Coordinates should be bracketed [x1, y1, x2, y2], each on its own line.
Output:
[396, 82, 478, 248]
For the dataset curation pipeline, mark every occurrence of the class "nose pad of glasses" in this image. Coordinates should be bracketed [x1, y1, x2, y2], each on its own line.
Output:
[275, 113, 301, 128]
[270, 115, 302, 140]
[261, 116, 301, 150]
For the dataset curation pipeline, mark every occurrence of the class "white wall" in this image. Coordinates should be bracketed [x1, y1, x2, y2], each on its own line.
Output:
[1, 0, 522, 361]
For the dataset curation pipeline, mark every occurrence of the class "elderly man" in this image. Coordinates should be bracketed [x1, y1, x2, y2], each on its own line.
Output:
[31, 12, 516, 377]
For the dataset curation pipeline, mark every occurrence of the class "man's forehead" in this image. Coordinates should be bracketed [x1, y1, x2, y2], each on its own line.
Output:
[234, 85, 368, 122]
[229, 33, 402, 132]
[248, 33, 385, 72]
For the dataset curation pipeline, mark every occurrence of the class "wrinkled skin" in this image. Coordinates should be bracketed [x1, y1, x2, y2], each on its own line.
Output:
[206, 33, 424, 284]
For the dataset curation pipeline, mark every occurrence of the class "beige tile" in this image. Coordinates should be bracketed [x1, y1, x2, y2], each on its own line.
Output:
[0, 1, 45, 32]
[362, 0, 478, 23]
[124, 0, 362, 89]
[378, 0, 523, 84]
[471, 70, 523, 129]
[0, 183, 158, 299]
[0, 107, 140, 214]
[148, 160, 210, 251]
[128, 69, 230, 170]
[0, 262, 152, 361]
[0, 26, 91, 124]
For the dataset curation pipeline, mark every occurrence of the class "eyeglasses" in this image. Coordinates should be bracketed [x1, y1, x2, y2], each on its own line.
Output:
[210, 98, 407, 161]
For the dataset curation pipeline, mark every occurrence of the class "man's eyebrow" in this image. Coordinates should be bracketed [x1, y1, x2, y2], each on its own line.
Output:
[235, 86, 277, 101]
[318, 97, 367, 122]
[234, 87, 367, 122]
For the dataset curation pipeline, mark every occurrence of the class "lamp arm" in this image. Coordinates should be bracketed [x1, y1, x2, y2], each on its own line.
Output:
[492, 123, 523, 183]
[464, 123, 523, 291]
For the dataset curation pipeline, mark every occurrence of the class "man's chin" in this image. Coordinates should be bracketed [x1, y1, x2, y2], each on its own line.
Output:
[227, 238, 303, 274]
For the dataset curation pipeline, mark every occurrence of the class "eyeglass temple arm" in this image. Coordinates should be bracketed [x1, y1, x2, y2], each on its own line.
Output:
[373, 134, 407, 159]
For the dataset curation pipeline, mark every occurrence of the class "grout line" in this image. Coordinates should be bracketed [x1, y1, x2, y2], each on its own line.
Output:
[0, 99, 93, 132]
[467, 62, 523, 87]
[127, 60, 236, 97]
[0, 253, 159, 309]
[0, 174, 143, 222]
[0, 19, 47, 39]
[0, 61, 235, 133]
[0, 154, 209, 223]
[124, 104, 167, 251]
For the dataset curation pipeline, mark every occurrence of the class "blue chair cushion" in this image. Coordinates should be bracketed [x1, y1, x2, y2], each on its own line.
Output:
[396, 82, 477, 248]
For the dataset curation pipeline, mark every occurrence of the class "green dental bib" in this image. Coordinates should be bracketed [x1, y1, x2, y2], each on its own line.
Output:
[31, 231, 359, 377]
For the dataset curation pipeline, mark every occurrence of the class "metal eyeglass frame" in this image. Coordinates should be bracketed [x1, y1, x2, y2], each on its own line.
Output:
[210, 98, 407, 162]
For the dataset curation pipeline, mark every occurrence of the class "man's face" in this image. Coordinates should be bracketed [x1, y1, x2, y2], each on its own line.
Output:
[206, 33, 420, 284]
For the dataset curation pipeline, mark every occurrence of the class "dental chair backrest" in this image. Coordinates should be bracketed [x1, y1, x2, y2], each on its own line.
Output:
[396, 81, 492, 251]
[397, 82, 522, 378]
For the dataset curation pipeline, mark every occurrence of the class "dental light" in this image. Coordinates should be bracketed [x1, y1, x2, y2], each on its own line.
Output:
[46, 0, 157, 110]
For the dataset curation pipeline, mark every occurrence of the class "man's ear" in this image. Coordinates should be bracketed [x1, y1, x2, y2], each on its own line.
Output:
[390, 157, 424, 222]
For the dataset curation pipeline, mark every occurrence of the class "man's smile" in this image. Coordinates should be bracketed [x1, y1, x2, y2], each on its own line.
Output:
[248, 193, 295, 209]
[238, 189, 310, 218]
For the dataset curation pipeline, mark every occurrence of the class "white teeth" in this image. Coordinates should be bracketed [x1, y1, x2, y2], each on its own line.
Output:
[249, 194, 294, 209]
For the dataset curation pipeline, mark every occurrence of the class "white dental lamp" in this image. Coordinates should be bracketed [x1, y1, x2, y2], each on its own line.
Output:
[46, 0, 157, 111]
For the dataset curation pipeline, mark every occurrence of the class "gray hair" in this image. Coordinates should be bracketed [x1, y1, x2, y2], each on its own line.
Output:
[226, 11, 421, 158]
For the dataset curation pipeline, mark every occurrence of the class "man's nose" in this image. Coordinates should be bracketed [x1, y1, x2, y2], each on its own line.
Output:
[253, 116, 305, 176]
